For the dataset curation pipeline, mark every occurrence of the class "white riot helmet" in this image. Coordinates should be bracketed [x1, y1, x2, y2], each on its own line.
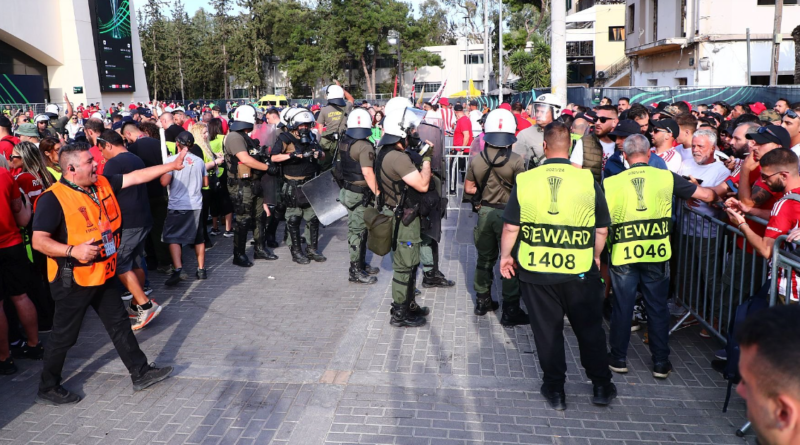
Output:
[45, 104, 59, 118]
[230, 104, 256, 131]
[90, 111, 105, 120]
[33, 114, 50, 124]
[483, 109, 517, 147]
[533, 93, 564, 122]
[377, 109, 406, 146]
[287, 109, 315, 131]
[279, 108, 292, 127]
[345, 108, 372, 140]
[325, 85, 346, 107]
[383, 97, 413, 117]
[283, 108, 302, 129]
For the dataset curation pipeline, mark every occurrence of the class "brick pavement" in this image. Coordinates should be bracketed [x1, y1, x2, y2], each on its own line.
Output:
[0, 208, 753, 444]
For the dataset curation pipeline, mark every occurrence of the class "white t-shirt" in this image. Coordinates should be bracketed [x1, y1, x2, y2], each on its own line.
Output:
[791, 143, 800, 159]
[569, 138, 616, 170]
[651, 147, 683, 173]
[678, 159, 730, 238]
[676, 143, 693, 162]
[165, 153, 207, 210]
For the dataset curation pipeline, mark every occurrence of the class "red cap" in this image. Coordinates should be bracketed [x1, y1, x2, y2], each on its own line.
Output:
[498, 103, 512, 111]
[750, 102, 767, 115]
[561, 109, 574, 116]
[311, 104, 320, 111]
[438, 98, 450, 107]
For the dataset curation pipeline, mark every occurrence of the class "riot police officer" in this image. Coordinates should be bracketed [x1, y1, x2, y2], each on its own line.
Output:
[223, 105, 273, 267]
[272, 109, 326, 264]
[375, 108, 436, 327]
[317, 83, 354, 171]
[499, 122, 615, 411]
[464, 109, 528, 326]
[514, 94, 563, 169]
[335, 108, 380, 284]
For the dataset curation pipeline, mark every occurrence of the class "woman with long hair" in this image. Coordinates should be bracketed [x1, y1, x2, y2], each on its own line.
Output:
[207, 118, 233, 237]
[38, 137, 62, 181]
[369, 111, 384, 144]
[8, 141, 55, 331]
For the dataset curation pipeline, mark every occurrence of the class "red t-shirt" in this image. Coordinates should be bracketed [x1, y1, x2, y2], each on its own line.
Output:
[0, 135, 19, 161]
[13, 172, 43, 205]
[182, 119, 196, 131]
[765, 188, 800, 301]
[730, 166, 781, 252]
[453, 116, 473, 149]
[89, 146, 106, 175]
[220, 118, 229, 135]
[514, 114, 532, 135]
[0, 169, 22, 248]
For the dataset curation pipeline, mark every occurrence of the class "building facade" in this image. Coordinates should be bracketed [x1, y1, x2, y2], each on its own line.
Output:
[625, 0, 800, 86]
[567, 0, 629, 86]
[0, 0, 149, 106]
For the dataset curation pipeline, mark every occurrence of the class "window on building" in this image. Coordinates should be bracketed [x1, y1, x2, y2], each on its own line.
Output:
[627, 4, 635, 34]
[376, 57, 398, 69]
[676, 77, 688, 86]
[757, 0, 797, 4]
[608, 26, 625, 41]
[647, 79, 658, 86]
[463, 54, 484, 65]
[566, 41, 594, 57]
[415, 82, 441, 93]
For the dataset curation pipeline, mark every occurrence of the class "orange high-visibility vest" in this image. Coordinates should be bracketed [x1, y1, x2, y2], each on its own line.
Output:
[41, 176, 122, 287]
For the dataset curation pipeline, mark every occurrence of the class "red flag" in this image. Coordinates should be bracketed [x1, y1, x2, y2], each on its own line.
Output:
[393, 75, 398, 98]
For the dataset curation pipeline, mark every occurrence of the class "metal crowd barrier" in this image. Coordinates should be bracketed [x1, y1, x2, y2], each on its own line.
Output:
[444, 145, 471, 210]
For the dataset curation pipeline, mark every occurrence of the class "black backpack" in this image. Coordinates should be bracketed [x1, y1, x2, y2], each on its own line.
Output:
[720, 284, 769, 412]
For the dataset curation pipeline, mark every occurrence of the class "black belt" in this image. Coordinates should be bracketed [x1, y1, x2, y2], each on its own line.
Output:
[481, 201, 506, 210]
[343, 182, 370, 194]
[286, 178, 310, 185]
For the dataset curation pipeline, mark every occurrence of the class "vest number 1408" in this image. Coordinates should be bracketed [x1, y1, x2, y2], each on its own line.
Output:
[623, 243, 667, 260]
[528, 251, 576, 269]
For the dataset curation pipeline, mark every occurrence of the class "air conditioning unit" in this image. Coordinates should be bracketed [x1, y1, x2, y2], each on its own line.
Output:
[597, 71, 607, 79]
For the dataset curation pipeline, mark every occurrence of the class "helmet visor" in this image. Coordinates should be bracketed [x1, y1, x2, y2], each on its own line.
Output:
[401, 107, 426, 132]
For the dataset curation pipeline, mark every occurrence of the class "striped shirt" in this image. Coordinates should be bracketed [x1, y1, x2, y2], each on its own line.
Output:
[766, 190, 800, 302]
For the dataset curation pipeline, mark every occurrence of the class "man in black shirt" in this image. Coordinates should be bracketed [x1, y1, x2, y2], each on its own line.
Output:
[123, 122, 173, 274]
[98, 130, 162, 330]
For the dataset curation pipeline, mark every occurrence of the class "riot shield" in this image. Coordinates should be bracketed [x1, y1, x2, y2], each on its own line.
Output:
[420, 175, 444, 242]
[250, 123, 278, 149]
[416, 122, 445, 175]
[300, 170, 347, 226]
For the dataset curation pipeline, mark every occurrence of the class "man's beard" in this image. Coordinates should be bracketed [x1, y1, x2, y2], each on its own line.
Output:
[767, 180, 786, 193]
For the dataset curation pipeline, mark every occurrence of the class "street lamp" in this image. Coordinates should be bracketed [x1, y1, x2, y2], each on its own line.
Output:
[388, 30, 402, 97]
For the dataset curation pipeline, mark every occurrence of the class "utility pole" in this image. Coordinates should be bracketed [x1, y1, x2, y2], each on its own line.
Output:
[770, 0, 784, 86]
[746, 28, 751, 85]
[397, 36, 403, 97]
[499, 0, 504, 103]
[551, 0, 567, 105]
[464, 16, 469, 95]
[484, 0, 489, 95]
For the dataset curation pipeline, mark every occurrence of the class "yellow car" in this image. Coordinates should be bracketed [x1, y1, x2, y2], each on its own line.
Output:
[257, 95, 289, 108]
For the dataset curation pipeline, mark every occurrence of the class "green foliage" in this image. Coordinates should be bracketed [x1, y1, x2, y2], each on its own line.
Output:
[507, 35, 551, 90]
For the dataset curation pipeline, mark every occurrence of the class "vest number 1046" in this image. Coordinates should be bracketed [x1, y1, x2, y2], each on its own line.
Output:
[623, 243, 667, 260]
[528, 251, 576, 269]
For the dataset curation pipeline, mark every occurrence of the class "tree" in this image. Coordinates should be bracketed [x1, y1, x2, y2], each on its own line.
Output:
[210, 0, 233, 98]
[507, 34, 551, 90]
[793, 24, 800, 84]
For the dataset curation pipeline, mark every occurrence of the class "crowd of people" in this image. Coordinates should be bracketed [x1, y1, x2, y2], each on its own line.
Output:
[1, 87, 800, 445]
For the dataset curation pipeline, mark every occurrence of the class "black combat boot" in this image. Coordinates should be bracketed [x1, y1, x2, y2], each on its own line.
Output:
[254, 216, 278, 260]
[474, 292, 499, 316]
[422, 270, 456, 288]
[390, 303, 427, 328]
[358, 231, 379, 275]
[232, 223, 254, 268]
[407, 266, 430, 316]
[265, 213, 280, 248]
[500, 301, 529, 327]
[288, 216, 310, 265]
[306, 218, 327, 262]
[349, 262, 377, 284]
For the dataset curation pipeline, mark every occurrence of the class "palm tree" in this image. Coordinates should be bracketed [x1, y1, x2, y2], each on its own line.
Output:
[793, 24, 800, 84]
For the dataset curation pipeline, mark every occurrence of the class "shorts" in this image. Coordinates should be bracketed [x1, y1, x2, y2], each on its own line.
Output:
[162, 209, 204, 245]
[117, 227, 150, 274]
[0, 243, 34, 299]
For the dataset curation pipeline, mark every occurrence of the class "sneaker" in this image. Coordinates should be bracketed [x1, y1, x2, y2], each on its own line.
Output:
[132, 301, 162, 330]
[0, 357, 17, 375]
[121, 291, 133, 301]
[12, 342, 44, 360]
[35, 385, 81, 406]
[127, 305, 138, 320]
[156, 265, 173, 275]
[591, 382, 617, 406]
[196, 268, 207, 280]
[223, 231, 234, 238]
[714, 349, 727, 360]
[607, 353, 628, 373]
[540, 384, 566, 411]
[143, 286, 154, 296]
[631, 320, 641, 332]
[699, 329, 711, 338]
[165, 271, 182, 286]
[132, 364, 173, 391]
[209, 228, 221, 236]
[653, 361, 673, 379]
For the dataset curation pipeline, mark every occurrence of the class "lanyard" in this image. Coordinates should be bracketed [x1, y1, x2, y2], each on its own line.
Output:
[62, 178, 110, 222]
[631, 162, 649, 168]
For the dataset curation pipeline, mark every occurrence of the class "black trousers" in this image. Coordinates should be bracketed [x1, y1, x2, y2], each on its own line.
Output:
[40, 283, 149, 392]
[520, 276, 612, 389]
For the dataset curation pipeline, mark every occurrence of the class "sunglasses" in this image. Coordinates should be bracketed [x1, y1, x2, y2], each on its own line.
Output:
[784, 109, 799, 119]
[761, 170, 788, 181]
[651, 127, 670, 133]
[596, 116, 614, 123]
[9, 155, 21, 160]
[757, 126, 780, 139]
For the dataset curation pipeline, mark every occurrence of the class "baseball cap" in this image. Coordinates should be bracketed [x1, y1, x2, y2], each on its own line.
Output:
[659, 105, 681, 118]
[15, 123, 39, 137]
[453, 104, 464, 111]
[137, 107, 152, 117]
[438, 98, 450, 107]
[652, 118, 679, 138]
[0, 116, 11, 129]
[498, 103, 512, 111]
[175, 131, 195, 147]
[469, 100, 479, 106]
[759, 109, 781, 123]
[746, 125, 791, 149]
[608, 120, 641, 138]
[111, 121, 124, 131]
